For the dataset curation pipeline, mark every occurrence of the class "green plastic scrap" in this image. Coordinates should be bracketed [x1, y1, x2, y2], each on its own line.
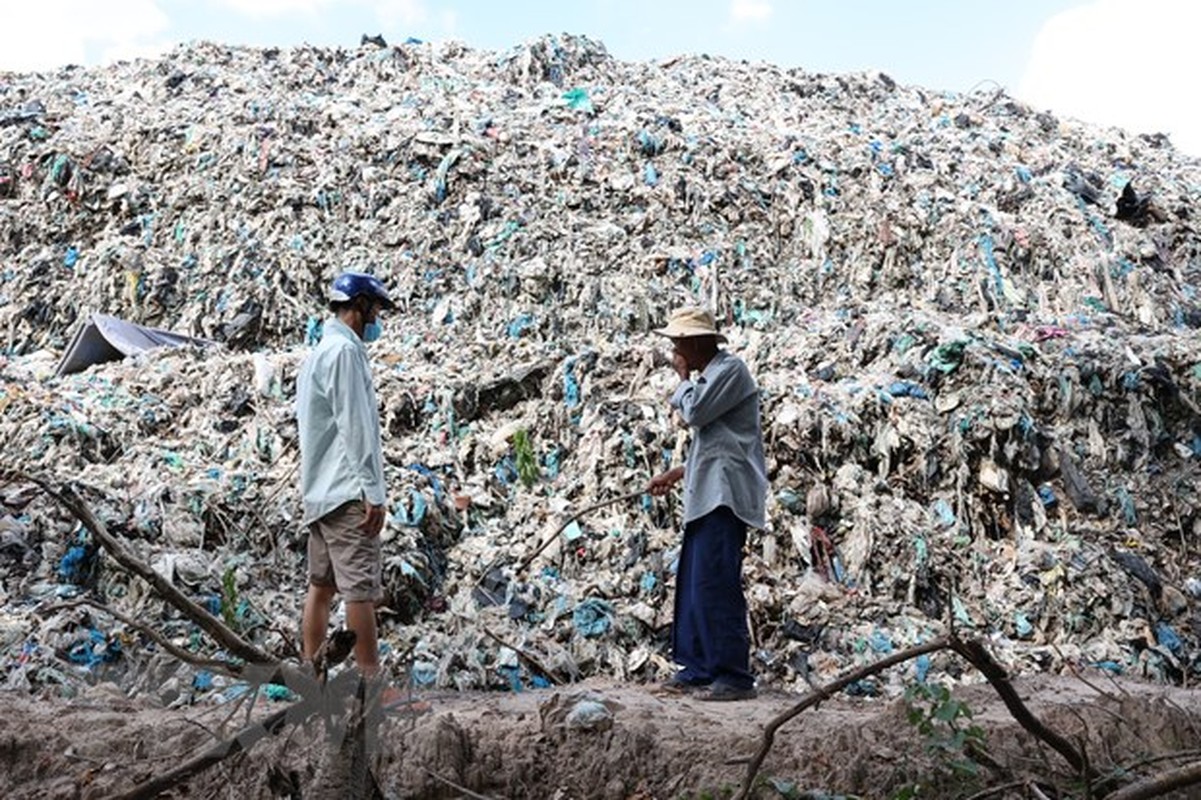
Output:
[256, 427, 274, 460]
[1116, 486, 1137, 524]
[487, 220, 522, 249]
[776, 487, 802, 511]
[264, 684, 295, 702]
[924, 340, 968, 373]
[733, 298, 772, 326]
[50, 154, 71, 182]
[561, 87, 593, 113]
[951, 596, 974, 626]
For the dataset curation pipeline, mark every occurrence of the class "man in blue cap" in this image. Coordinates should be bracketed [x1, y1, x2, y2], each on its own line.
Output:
[647, 306, 767, 701]
[297, 271, 395, 677]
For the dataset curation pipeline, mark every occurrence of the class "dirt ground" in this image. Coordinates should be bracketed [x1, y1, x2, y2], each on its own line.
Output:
[2, 673, 1200, 800]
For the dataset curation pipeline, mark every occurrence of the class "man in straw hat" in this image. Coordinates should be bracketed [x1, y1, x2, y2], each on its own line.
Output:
[647, 306, 767, 701]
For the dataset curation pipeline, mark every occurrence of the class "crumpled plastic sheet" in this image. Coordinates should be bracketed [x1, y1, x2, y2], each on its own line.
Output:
[2, 34, 1201, 702]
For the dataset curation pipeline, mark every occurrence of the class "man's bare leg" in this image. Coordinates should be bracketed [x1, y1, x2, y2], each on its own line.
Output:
[302, 583, 336, 662]
[345, 600, 380, 676]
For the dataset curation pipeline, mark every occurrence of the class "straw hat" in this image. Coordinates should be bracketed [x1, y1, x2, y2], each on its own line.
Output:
[653, 307, 727, 343]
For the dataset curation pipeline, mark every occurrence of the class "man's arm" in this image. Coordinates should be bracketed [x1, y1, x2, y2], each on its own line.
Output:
[327, 347, 387, 516]
[672, 357, 755, 429]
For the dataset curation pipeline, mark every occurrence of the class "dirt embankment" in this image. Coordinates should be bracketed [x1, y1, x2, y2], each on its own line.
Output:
[3, 674, 1200, 799]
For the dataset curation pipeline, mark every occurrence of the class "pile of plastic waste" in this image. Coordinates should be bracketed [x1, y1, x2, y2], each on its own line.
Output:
[2, 34, 1199, 702]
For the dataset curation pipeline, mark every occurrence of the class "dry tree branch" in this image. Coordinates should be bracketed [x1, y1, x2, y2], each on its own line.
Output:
[9, 470, 322, 699]
[1104, 760, 1201, 800]
[421, 767, 504, 800]
[42, 598, 241, 678]
[1093, 748, 1201, 790]
[22, 473, 272, 663]
[950, 638, 1096, 783]
[479, 624, 564, 686]
[108, 698, 312, 800]
[1, 469, 359, 797]
[735, 637, 951, 800]
[738, 636, 1104, 800]
[962, 779, 1028, 800]
[1051, 642, 1126, 703]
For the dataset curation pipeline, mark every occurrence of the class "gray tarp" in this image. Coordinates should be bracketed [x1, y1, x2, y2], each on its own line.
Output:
[56, 313, 215, 376]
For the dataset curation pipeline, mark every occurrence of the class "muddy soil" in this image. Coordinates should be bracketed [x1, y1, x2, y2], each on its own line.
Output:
[2, 673, 1199, 799]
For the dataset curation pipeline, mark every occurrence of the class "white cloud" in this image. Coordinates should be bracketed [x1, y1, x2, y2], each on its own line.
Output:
[730, 0, 772, 23]
[0, 0, 170, 72]
[1018, 0, 1201, 155]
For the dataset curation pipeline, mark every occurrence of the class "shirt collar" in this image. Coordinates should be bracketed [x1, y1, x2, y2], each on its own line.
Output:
[324, 316, 365, 350]
[697, 349, 728, 383]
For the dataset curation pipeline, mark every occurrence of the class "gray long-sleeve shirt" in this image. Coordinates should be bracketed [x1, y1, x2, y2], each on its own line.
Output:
[670, 349, 768, 529]
[296, 317, 387, 524]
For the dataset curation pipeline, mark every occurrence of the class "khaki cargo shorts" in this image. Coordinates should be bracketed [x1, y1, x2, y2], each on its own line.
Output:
[307, 500, 383, 603]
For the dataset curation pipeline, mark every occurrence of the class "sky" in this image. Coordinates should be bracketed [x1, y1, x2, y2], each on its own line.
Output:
[1, 0, 1198, 156]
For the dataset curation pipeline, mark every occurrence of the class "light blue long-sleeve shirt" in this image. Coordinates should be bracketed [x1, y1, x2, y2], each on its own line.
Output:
[671, 349, 768, 529]
[296, 317, 387, 524]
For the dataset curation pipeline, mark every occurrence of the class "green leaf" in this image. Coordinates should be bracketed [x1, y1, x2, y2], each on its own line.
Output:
[513, 428, 540, 489]
[933, 701, 960, 722]
[221, 567, 239, 630]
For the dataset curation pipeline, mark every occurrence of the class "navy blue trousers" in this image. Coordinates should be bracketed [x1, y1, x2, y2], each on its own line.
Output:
[672, 505, 754, 690]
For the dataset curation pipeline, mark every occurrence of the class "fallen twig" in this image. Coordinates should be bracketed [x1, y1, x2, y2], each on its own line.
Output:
[110, 669, 365, 800]
[516, 490, 643, 574]
[479, 624, 564, 686]
[11, 470, 322, 699]
[1051, 642, 1124, 703]
[1093, 748, 1201, 793]
[735, 637, 951, 800]
[43, 598, 241, 678]
[1105, 760, 1201, 800]
[739, 635, 1107, 800]
[109, 698, 311, 800]
[950, 638, 1097, 784]
[962, 779, 1028, 800]
[1029, 783, 1053, 800]
[421, 766, 503, 800]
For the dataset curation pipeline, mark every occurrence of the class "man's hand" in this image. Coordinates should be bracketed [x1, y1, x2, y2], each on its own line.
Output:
[672, 352, 690, 381]
[646, 466, 685, 497]
[360, 503, 385, 537]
